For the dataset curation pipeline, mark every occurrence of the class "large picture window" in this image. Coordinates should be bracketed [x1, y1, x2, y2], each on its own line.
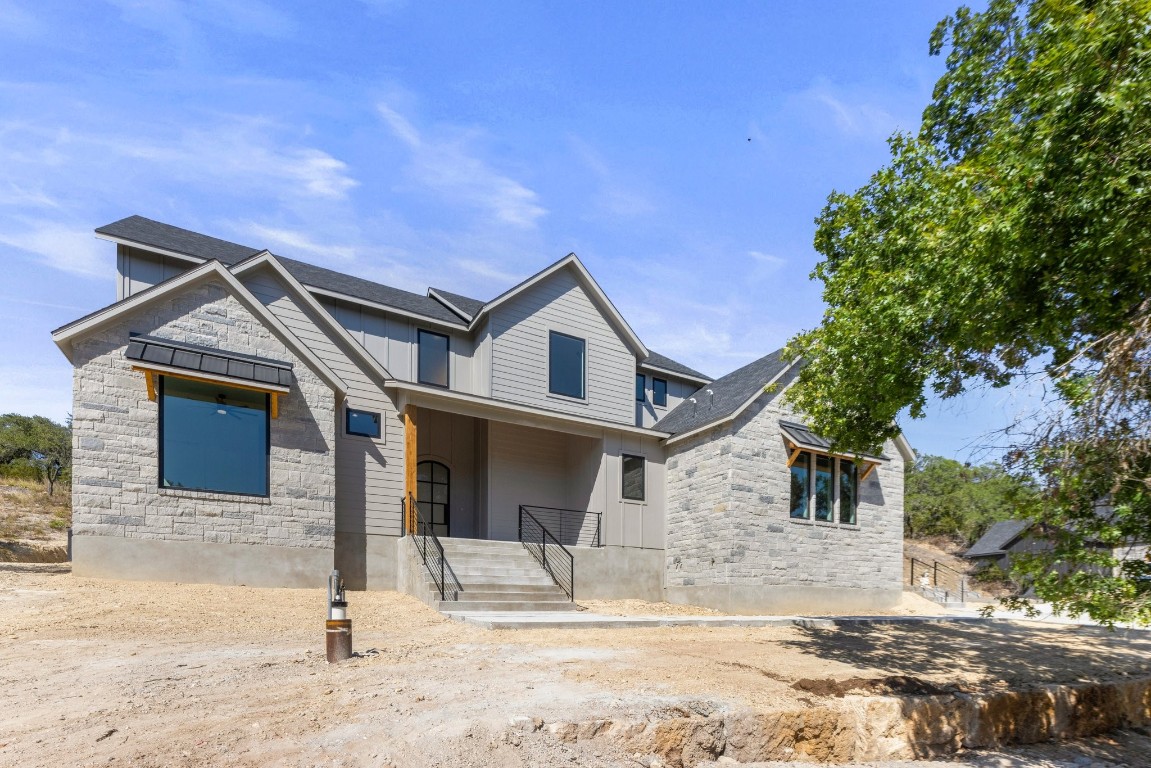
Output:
[622, 454, 645, 501]
[789, 449, 859, 525]
[418, 329, 450, 387]
[549, 331, 585, 399]
[160, 376, 269, 496]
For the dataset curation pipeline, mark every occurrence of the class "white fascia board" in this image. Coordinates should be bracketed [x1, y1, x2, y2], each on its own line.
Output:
[467, 255, 649, 358]
[386, 380, 671, 440]
[52, 260, 348, 396]
[662, 360, 798, 447]
[426, 288, 474, 323]
[637, 363, 711, 387]
[893, 433, 916, 463]
[94, 232, 207, 265]
[302, 284, 467, 333]
[231, 254, 395, 384]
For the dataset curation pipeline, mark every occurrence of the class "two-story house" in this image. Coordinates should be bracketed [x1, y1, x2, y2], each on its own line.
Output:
[52, 216, 913, 614]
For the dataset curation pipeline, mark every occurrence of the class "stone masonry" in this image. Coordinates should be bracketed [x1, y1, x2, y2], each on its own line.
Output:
[665, 389, 904, 607]
[69, 280, 337, 551]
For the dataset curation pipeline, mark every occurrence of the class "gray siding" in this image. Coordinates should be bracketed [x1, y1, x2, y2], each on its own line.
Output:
[636, 374, 699, 428]
[489, 268, 635, 424]
[117, 245, 196, 300]
[242, 269, 404, 538]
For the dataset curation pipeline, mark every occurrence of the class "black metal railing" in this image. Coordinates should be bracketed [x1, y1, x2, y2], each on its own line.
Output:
[905, 556, 973, 604]
[519, 506, 574, 600]
[403, 494, 461, 601]
[517, 505, 602, 548]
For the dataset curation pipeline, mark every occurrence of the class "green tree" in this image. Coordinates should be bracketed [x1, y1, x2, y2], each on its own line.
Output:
[905, 455, 1032, 545]
[786, 0, 1151, 625]
[0, 414, 72, 496]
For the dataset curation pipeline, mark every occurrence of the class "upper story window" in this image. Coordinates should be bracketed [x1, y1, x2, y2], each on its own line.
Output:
[635, 374, 645, 402]
[652, 377, 668, 407]
[548, 331, 585, 399]
[418, 329, 449, 388]
[160, 376, 269, 496]
[346, 407, 381, 438]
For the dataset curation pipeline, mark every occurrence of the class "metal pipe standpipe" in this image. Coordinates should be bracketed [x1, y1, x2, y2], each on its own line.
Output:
[326, 569, 352, 663]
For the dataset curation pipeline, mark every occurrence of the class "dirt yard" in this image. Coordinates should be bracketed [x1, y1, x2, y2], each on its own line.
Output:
[3, 564, 1150, 767]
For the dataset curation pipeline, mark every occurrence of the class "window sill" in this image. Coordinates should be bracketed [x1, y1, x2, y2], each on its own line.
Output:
[546, 391, 589, 405]
[789, 517, 860, 531]
[158, 487, 272, 504]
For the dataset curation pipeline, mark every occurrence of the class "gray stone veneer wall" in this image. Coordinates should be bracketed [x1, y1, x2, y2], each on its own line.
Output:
[68, 280, 337, 586]
[665, 392, 904, 613]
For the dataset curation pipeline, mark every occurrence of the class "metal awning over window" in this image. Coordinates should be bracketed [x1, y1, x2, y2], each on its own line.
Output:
[125, 334, 293, 418]
[780, 421, 886, 480]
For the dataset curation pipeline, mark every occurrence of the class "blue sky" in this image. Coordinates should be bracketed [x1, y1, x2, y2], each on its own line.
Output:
[0, 0, 1025, 461]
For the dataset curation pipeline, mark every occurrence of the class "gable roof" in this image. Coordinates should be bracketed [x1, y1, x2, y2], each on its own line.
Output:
[429, 287, 485, 321]
[97, 215, 260, 265]
[641, 350, 710, 383]
[51, 260, 348, 396]
[965, 519, 1033, 558]
[469, 253, 649, 358]
[658, 348, 794, 439]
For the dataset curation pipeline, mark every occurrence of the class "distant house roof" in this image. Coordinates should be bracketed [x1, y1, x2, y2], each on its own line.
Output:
[965, 519, 1033, 558]
[657, 348, 794, 437]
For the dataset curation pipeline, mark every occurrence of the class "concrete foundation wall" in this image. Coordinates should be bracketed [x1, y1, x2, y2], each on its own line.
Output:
[665, 584, 903, 615]
[335, 531, 400, 591]
[72, 535, 332, 588]
[571, 545, 665, 602]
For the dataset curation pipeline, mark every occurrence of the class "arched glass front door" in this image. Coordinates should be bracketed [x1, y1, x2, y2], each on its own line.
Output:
[416, 460, 450, 538]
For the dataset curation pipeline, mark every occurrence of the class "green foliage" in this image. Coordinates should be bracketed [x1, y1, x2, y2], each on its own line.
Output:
[786, 0, 1151, 625]
[905, 455, 1032, 544]
[0, 414, 72, 495]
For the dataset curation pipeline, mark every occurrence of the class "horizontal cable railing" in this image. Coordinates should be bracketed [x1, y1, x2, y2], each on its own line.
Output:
[518, 505, 602, 548]
[519, 505, 574, 600]
[905, 556, 977, 605]
[403, 494, 461, 602]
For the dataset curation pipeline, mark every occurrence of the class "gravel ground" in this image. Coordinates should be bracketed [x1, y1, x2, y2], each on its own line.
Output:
[3, 563, 1150, 767]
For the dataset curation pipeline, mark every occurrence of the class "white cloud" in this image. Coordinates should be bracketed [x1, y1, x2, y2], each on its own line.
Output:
[242, 222, 359, 261]
[570, 137, 656, 219]
[748, 250, 787, 280]
[797, 80, 902, 140]
[0, 224, 106, 278]
[0, 361, 74, 424]
[377, 102, 547, 228]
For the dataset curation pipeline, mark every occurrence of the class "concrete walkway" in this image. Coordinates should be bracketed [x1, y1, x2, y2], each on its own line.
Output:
[441, 610, 996, 630]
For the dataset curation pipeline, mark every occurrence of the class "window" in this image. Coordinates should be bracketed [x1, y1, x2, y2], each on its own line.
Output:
[159, 376, 268, 496]
[788, 449, 859, 525]
[636, 373, 645, 402]
[653, 377, 668, 407]
[622, 454, 645, 501]
[548, 331, 585, 399]
[346, 408, 380, 438]
[418, 330, 449, 388]
[416, 460, 449, 538]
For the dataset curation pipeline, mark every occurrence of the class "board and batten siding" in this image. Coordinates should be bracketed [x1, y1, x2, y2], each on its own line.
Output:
[489, 268, 635, 424]
[636, 376, 701, 429]
[241, 269, 404, 537]
[117, 246, 198, 301]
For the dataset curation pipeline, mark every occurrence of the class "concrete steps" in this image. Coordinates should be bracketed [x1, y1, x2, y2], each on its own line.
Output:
[413, 537, 576, 613]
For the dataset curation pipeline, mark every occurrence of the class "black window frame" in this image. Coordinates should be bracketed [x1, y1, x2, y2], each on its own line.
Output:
[157, 375, 271, 498]
[635, 373, 646, 402]
[417, 329, 450, 388]
[548, 330, 586, 400]
[652, 377, 668, 407]
[621, 453, 646, 501]
[345, 407, 381, 439]
[789, 449, 860, 527]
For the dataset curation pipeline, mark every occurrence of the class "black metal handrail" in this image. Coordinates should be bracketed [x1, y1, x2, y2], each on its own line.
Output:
[519, 505, 574, 600]
[518, 505, 602, 548]
[403, 494, 461, 601]
[905, 556, 972, 604]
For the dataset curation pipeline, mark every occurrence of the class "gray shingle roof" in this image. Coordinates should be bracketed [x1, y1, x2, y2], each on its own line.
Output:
[965, 519, 1032, 558]
[125, 334, 293, 387]
[429, 287, 485, 320]
[655, 348, 794, 435]
[642, 350, 710, 381]
[97, 215, 261, 265]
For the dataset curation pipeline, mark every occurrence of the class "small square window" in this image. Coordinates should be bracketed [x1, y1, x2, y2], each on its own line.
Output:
[418, 330, 449, 388]
[346, 408, 381, 438]
[549, 331, 585, 399]
[622, 454, 645, 501]
[635, 374, 645, 402]
[653, 377, 668, 407]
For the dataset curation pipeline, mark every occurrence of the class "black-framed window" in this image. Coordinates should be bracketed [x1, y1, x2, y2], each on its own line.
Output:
[548, 331, 585, 399]
[653, 377, 668, 407]
[159, 376, 269, 496]
[635, 374, 645, 402]
[789, 449, 860, 525]
[418, 329, 449, 387]
[346, 408, 381, 438]
[622, 454, 645, 501]
[416, 460, 450, 538]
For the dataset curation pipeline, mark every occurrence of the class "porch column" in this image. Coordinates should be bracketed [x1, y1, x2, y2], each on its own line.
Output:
[404, 405, 418, 534]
